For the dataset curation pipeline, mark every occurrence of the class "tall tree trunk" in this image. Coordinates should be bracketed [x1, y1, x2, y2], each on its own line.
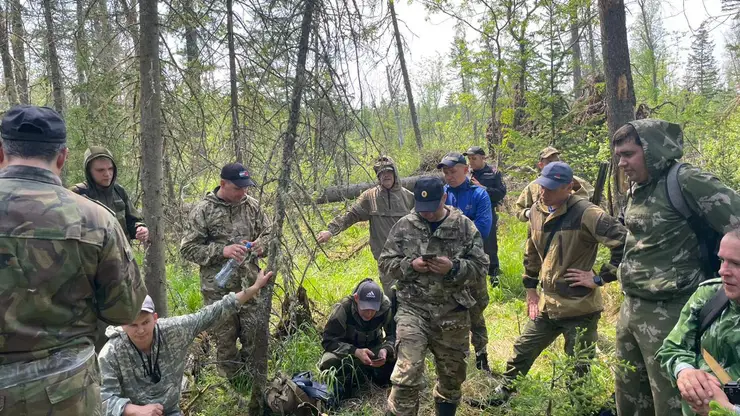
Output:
[247, 0, 315, 413]
[75, 0, 88, 107]
[570, 4, 583, 97]
[119, 0, 139, 58]
[183, 0, 200, 94]
[388, 0, 423, 150]
[385, 65, 404, 147]
[139, 0, 167, 317]
[0, 3, 16, 106]
[599, 0, 635, 208]
[587, 0, 598, 73]
[227, 0, 241, 162]
[9, 0, 27, 104]
[42, 0, 64, 115]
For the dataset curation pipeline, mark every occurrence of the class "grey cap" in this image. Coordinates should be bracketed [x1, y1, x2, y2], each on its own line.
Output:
[356, 281, 382, 311]
[140, 295, 156, 313]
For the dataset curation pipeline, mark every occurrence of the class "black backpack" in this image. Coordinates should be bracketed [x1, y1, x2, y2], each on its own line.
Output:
[665, 162, 722, 279]
[694, 285, 729, 353]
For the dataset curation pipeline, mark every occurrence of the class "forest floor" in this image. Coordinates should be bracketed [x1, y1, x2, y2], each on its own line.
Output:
[165, 213, 624, 416]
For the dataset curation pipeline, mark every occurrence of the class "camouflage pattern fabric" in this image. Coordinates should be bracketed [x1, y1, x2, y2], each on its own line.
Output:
[615, 119, 740, 416]
[0, 165, 146, 371]
[318, 349, 395, 397]
[179, 189, 271, 377]
[615, 295, 686, 416]
[0, 348, 102, 416]
[656, 279, 740, 416]
[514, 175, 593, 222]
[70, 146, 146, 241]
[379, 207, 487, 414]
[98, 293, 240, 416]
[503, 311, 600, 384]
[387, 308, 470, 416]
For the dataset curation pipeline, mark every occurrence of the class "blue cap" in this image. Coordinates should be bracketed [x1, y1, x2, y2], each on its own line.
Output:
[436, 152, 467, 169]
[1, 105, 66, 143]
[221, 162, 256, 188]
[535, 161, 573, 190]
[414, 176, 445, 212]
[356, 280, 382, 311]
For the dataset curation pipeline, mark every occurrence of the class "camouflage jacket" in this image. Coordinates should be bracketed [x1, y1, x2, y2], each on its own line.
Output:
[99, 293, 241, 416]
[515, 175, 593, 222]
[618, 120, 740, 301]
[657, 279, 740, 398]
[378, 207, 489, 320]
[179, 189, 271, 297]
[0, 166, 146, 373]
[322, 278, 396, 359]
[524, 195, 627, 319]
[70, 146, 146, 241]
[327, 157, 414, 260]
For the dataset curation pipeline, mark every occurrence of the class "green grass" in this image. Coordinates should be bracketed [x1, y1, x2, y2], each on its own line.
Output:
[167, 213, 622, 415]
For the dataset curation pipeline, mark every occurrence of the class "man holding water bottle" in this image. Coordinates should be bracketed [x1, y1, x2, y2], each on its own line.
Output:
[180, 162, 272, 381]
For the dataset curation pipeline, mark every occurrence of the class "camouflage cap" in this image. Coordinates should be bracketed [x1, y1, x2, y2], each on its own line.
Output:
[539, 146, 560, 160]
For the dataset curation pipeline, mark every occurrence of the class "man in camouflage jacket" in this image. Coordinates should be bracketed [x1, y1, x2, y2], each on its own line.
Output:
[497, 162, 627, 401]
[379, 176, 489, 416]
[317, 156, 414, 292]
[612, 119, 740, 416]
[179, 162, 272, 379]
[320, 279, 396, 399]
[99, 271, 273, 416]
[656, 227, 740, 416]
[0, 105, 147, 416]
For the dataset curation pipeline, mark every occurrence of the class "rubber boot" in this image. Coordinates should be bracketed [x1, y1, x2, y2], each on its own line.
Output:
[435, 401, 458, 416]
[489, 268, 501, 288]
[475, 352, 492, 373]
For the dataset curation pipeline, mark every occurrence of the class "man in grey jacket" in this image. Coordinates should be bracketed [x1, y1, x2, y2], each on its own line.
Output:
[98, 270, 273, 416]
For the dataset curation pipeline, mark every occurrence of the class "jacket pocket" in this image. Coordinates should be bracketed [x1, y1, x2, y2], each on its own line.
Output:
[554, 280, 593, 298]
[45, 364, 92, 405]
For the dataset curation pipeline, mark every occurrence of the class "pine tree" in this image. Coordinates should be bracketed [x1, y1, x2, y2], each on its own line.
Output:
[685, 21, 720, 98]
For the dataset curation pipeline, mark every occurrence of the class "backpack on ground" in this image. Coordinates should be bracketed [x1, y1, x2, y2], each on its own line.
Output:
[665, 162, 722, 279]
[265, 372, 334, 415]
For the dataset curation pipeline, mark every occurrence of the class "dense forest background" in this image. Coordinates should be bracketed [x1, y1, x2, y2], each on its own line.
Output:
[4, 0, 740, 414]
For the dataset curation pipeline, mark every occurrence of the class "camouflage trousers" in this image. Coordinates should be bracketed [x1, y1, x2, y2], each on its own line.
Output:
[503, 311, 600, 385]
[469, 279, 490, 355]
[615, 295, 686, 416]
[0, 352, 101, 416]
[203, 288, 269, 380]
[319, 348, 395, 399]
[387, 307, 470, 416]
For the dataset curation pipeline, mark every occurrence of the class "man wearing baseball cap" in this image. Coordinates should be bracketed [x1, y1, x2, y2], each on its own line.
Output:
[463, 146, 507, 286]
[437, 151, 494, 373]
[320, 279, 396, 400]
[99, 271, 274, 415]
[493, 162, 626, 405]
[380, 176, 488, 415]
[0, 105, 147, 415]
[515, 146, 593, 222]
[180, 162, 272, 380]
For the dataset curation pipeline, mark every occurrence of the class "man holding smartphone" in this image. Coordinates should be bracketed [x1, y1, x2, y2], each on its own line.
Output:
[492, 162, 627, 404]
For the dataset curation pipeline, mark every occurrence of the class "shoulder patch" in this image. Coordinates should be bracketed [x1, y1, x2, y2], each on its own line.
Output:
[699, 277, 723, 287]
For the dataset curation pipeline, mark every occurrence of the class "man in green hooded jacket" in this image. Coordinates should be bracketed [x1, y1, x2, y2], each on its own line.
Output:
[71, 146, 149, 243]
[612, 119, 740, 416]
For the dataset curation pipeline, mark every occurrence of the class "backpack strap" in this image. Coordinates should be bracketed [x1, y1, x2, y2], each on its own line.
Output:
[666, 162, 691, 218]
[695, 286, 729, 353]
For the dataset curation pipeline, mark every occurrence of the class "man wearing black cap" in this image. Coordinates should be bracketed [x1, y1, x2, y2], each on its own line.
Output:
[0, 105, 147, 415]
[379, 176, 489, 416]
[463, 146, 507, 286]
[320, 279, 396, 400]
[493, 162, 626, 405]
[437, 151, 494, 373]
[180, 162, 272, 380]
[99, 270, 273, 416]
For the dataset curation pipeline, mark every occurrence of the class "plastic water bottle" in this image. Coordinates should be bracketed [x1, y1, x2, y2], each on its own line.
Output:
[214, 242, 252, 288]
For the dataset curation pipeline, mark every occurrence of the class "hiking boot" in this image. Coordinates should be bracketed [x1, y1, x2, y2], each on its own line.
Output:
[435, 401, 458, 416]
[489, 268, 501, 288]
[475, 352, 492, 373]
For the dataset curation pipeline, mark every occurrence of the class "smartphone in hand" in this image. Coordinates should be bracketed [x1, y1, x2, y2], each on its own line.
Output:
[421, 253, 437, 261]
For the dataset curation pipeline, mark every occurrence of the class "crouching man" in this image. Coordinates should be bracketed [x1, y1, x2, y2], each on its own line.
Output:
[98, 270, 274, 416]
[319, 279, 396, 399]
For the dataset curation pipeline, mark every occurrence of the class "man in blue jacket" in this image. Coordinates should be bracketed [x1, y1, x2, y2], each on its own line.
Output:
[438, 152, 493, 373]
[463, 146, 506, 287]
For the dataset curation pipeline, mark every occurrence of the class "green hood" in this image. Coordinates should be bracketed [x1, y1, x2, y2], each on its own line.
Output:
[83, 146, 118, 190]
[373, 155, 401, 190]
[628, 119, 684, 182]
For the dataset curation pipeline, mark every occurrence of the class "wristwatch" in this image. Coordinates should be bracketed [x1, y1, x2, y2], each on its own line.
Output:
[593, 275, 604, 287]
